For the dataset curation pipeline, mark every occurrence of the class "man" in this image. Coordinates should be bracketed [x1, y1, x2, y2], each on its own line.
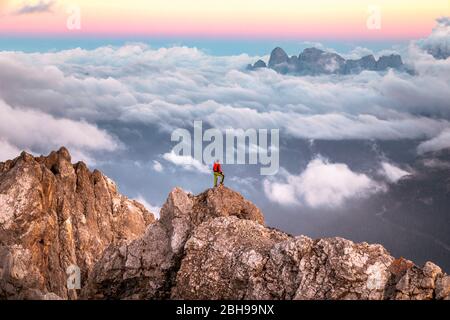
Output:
[213, 159, 225, 187]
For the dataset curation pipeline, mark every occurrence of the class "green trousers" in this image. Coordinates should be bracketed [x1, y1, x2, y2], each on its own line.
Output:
[214, 172, 225, 187]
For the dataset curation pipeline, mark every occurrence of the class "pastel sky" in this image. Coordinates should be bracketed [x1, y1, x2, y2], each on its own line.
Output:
[0, 0, 448, 40]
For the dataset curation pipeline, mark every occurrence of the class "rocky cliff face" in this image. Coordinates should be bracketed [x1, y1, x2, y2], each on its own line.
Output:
[1, 148, 449, 300]
[268, 47, 289, 68]
[0, 148, 154, 299]
[247, 59, 267, 70]
[84, 186, 449, 300]
[82, 186, 264, 299]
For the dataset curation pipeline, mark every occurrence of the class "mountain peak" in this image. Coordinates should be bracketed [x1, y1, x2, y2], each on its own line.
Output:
[0, 147, 154, 299]
[301, 47, 325, 56]
[268, 47, 289, 67]
[247, 59, 267, 70]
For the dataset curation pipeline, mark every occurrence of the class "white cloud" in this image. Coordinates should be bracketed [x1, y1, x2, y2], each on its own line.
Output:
[134, 194, 161, 219]
[422, 158, 450, 169]
[379, 162, 410, 183]
[264, 158, 384, 208]
[0, 100, 119, 164]
[162, 150, 210, 174]
[0, 139, 21, 162]
[263, 179, 299, 206]
[152, 160, 164, 172]
[417, 17, 450, 59]
[417, 129, 450, 155]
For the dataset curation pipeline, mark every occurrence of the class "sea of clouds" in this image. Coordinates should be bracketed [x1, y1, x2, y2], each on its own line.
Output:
[0, 18, 448, 208]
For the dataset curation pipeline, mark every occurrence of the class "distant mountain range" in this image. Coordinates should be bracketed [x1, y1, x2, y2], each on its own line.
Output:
[248, 47, 409, 75]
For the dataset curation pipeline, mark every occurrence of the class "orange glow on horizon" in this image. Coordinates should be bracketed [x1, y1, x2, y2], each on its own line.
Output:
[0, 0, 448, 40]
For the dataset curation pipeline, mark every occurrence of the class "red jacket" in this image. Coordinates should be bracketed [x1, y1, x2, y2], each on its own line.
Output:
[213, 163, 222, 173]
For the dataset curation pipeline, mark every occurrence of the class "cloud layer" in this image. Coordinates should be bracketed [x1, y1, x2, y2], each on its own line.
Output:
[417, 129, 450, 155]
[0, 33, 448, 149]
[0, 100, 118, 163]
[264, 158, 384, 208]
[418, 17, 450, 59]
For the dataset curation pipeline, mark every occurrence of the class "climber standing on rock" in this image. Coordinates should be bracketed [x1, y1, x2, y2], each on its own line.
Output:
[213, 159, 225, 187]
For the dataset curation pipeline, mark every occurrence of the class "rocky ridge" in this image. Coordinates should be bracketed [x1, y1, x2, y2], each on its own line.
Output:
[0, 148, 154, 299]
[83, 186, 449, 300]
[1, 148, 449, 300]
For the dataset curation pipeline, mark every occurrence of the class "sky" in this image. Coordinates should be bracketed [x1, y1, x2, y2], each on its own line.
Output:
[0, 0, 448, 54]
